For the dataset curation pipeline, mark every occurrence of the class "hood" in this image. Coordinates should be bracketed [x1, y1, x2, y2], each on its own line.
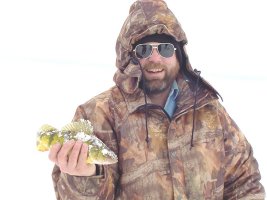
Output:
[114, 0, 220, 98]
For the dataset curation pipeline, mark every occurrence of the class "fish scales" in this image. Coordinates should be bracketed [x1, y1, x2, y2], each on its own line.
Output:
[36, 119, 118, 165]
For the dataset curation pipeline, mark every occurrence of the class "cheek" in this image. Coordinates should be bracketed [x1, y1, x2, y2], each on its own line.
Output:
[167, 61, 180, 75]
[139, 59, 147, 67]
[166, 54, 179, 66]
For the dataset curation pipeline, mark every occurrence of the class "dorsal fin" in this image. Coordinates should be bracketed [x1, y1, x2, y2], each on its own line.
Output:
[61, 119, 93, 135]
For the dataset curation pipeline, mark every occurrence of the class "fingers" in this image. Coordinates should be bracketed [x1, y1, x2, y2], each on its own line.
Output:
[48, 142, 62, 163]
[77, 143, 89, 166]
[48, 140, 96, 176]
[56, 140, 76, 172]
[77, 143, 97, 176]
[67, 140, 83, 169]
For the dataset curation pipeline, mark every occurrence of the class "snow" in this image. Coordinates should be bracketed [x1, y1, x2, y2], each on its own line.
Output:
[0, 0, 266, 199]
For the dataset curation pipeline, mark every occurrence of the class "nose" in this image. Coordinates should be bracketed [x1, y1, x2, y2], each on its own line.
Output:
[148, 47, 162, 62]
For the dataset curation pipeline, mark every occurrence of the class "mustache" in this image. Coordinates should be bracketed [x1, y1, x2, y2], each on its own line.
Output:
[142, 61, 166, 71]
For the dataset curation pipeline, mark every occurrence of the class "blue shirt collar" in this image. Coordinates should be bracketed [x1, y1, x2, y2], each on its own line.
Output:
[164, 81, 179, 117]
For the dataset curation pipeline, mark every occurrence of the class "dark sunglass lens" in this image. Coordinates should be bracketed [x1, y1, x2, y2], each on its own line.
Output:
[136, 44, 152, 59]
[158, 43, 174, 58]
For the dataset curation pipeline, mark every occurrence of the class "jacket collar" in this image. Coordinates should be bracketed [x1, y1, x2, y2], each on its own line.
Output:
[119, 73, 218, 116]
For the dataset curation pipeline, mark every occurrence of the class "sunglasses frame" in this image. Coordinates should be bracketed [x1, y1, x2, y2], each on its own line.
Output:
[133, 43, 176, 59]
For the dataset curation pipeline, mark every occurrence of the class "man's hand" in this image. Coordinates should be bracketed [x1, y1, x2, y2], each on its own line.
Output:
[49, 140, 96, 176]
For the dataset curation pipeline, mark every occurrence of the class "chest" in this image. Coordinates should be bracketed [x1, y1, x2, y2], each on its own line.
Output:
[115, 105, 226, 199]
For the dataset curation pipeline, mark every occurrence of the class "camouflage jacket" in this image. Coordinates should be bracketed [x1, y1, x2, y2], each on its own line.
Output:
[52, 0, 265, 199]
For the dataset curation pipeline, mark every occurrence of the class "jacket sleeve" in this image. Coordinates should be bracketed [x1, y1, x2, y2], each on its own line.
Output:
[217, 102, 265, 199]
[52, 94, 119, 200]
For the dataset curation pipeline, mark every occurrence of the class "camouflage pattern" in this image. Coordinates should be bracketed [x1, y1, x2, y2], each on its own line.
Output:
[52, 0, 265, 199]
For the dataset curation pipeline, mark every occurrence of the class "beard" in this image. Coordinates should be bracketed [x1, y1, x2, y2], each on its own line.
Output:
[141, 61, 179, 95]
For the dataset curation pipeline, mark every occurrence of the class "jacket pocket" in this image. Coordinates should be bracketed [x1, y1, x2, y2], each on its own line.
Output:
[181, 130, 225, 200]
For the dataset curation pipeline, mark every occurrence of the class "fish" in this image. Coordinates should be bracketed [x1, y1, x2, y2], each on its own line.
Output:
[36, 119, 118, 165]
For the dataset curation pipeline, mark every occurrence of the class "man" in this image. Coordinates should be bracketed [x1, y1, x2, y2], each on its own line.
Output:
[49, 0, 265, 199]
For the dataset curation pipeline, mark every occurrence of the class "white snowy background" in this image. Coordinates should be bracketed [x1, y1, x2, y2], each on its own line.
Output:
[0, 0, 266, 199]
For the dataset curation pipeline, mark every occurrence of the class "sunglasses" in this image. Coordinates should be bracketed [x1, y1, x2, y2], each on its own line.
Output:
[133, 43, 176, 59]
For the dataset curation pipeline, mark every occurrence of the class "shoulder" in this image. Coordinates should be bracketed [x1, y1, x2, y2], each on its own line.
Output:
[81, 88, 111, 111]
[74, 86, 126, 117]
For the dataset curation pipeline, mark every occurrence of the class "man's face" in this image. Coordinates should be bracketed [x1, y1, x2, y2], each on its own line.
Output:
[138, 42, 180, 94]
